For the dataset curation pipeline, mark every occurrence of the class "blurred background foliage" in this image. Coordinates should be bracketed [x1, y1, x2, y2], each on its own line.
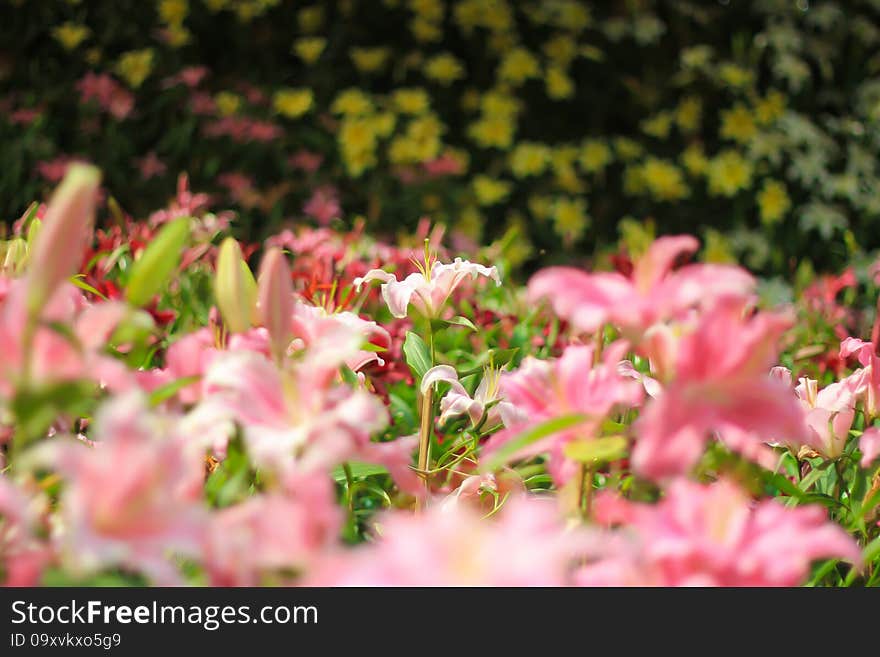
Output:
[2, 0, 880, 279]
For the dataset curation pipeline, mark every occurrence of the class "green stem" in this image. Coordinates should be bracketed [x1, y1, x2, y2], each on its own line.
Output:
[416, 318, 436, 498]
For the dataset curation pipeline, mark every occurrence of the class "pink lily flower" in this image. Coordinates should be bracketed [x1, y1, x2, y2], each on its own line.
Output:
[0, 475, 52, 586]
[200, 324, 419, 492]
[204, 473, 341, 586]
[0, 280, 135, 402]
[839, 336, 880, 420]
[631, 298, 808, 480]
[308, 495, 585, 586]
[482, 342, 643, 485]
[577, 479, 860, 586]
[54, 393, 207, 585]
[860, 427, 880, 468]
[354, 257, 501, 319]
[528, 235, 754, 337]
[420, 364, 515, 429]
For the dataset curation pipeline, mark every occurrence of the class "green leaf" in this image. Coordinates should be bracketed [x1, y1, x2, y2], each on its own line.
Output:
[481, 414, 587, 472]
[563, 435, 628, 465]
[148, 375, 201, 406]
[331, 461, 390, 483]
[403, 331, 432, 380]
[125, 217, 190, 307]
[434, 315, 478, 332]
[69, 274, 108, 300]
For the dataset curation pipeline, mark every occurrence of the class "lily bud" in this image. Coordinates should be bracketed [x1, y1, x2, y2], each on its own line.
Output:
[26, 164, 101, 317]
[2, 238, 28, 275]
[214, 237, 256, 334]
[257, 247, 293, 361]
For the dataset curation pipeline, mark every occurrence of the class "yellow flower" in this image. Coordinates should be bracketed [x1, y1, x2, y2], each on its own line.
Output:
[640, 158, 689, 201]
[528, 195, 554, 220]
[754, 89, 786, 125]
[332, 89, 374, 116]
[543, 34, 577, 66]
[351, 47, 390, 73]
[389, 114, 440, 163]
[115, 49, 154, 88]
[343, 148, 377, 178]
[392, 88, 431, 115]
[641, 112, 673, 139]
[369, 111, 398, 138]
[52, 22, 90, 50]
[424, 53, 465, 85]
[718, 63, 754, 89]
[293, 37, 326, 64]
[85, 47, 102, 65]
[552, 197, 589, 243]
[498, 48, 540, 85]
[578, 140, 612, 174]
[408, 0, 444, 21]
[411, 17, 443, 42]
[757, 180, 791, 224]
[339, 117, 378, 156]
[455, 204, 484, 242]
[472, 176, 511, 206]
[546, 66, 574, 100]
[297, 5, 324, 32]
[215, 91, 242, 116]
[458, 88, 481, 113]
[720, 104, 757, 143]
[702, 229, 737, 264]
[707, 150, 753, 197]
[614, 137, 643, 161]
[675, 96, 702, 134]
[467, 115, 516, 150]
[158, 0, 189, 26]
[509, 142, 550, 178]
[480, 89, 521, 117]
[273, 88, 314, 119]
[623, 165, 646, 196]
[165, 25, 192, 48]
[680, 144, 709, 176]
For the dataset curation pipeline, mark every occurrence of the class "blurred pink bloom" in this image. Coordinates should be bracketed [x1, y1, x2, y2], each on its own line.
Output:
[204, 117, 282, 143]
[483, 342, 643, 485]
[0, 476, 52, 586]
[423, 152, 464, 177]
[303, 186, 341, 226]
[290, 301, 391, 372]
[137, 151, 167, 180]
[354, 257, 501, 319]
[860, 427, 880, 468]
[135, 328, 218, 405]
[162, 66, 208, 89]
[577, 479, 860, 586]
[288, 149, 323, 173]
[10, 108, 40, 125]
[632, 298, 807, 480]
[200, 340, 418, 492]
[839, 336, 880, 419]
[0, 280, 134, 400]
[529, 235, 755, 337]
[309, 495, 584, 586]
[189, 91, 217, 115]
[35, 156, 88, 183]
[205, 473, 341, 585]
[76, 72, 134, 120]
[54, 393, 207, 584]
